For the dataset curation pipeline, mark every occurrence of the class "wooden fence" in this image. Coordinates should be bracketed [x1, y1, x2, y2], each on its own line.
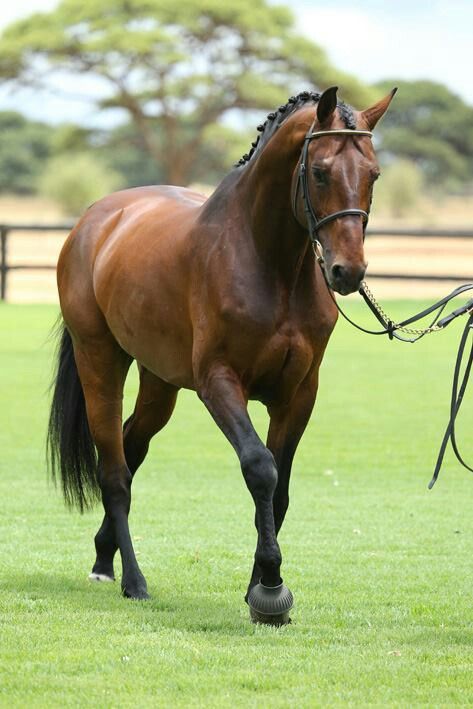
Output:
[1, 223, 473, 301]
[1, 224, 72, 300]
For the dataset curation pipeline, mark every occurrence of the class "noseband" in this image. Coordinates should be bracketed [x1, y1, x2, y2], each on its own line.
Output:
[292, 127, 473, 493]
[292, 127, 373, 261]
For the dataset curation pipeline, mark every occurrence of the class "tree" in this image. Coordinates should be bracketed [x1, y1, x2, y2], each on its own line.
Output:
[0, 112, 54, 193]
[96, 123, 166, 188]
[38, 152, 122, 215]
[374, 159, 424, 217]
[375, 79, 473, 189]
[98, 120, 252, 187]
[0, 0, 374, 185]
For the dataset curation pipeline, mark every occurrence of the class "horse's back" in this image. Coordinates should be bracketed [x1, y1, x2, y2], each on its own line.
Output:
[59, 184, 207, 286]
[67, 183, 205, 245]
[95, 184, 207, 217]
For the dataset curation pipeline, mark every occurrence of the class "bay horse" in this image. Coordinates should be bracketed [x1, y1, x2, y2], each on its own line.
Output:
[48, 86, 396, 624]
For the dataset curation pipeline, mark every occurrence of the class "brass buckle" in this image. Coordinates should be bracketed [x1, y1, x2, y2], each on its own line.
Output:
[312, 240, 324, 265]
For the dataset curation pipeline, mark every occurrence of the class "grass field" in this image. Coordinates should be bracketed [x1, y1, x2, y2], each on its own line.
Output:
[1, 301, 473, 707]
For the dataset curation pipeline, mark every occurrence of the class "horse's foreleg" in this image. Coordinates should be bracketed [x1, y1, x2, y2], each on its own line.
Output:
[91, 367, 178, 581]
[246, 373, 319, 598]
[198, 366, 282, 589]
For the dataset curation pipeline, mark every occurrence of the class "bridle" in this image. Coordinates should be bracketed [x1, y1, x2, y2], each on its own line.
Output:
[291, 123, 473, 492]
[292, 125, 373, 263]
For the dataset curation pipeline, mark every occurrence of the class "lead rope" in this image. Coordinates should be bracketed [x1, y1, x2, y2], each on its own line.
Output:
[312, 244, 473, 488]
[429, 313, 473, 488]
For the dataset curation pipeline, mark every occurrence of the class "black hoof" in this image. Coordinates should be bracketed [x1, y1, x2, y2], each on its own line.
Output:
[247, 580, 293, 626]
[121, 577, 149, 600]
[122, 586, 150, 600]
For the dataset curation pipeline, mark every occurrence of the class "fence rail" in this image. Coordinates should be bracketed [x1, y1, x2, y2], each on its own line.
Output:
[1, 223, 473, 301]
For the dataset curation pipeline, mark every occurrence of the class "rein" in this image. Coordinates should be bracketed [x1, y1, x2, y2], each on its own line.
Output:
[292, 125, 473, 489]
[323, 261, 473, 490]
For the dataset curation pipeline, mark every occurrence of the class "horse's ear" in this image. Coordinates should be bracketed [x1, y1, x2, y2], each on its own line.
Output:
[361, 87, 398, 130]
[317, 86, 338, 125]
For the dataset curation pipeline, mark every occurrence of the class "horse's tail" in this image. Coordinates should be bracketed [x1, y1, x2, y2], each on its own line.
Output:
[47, 321, 100, 512]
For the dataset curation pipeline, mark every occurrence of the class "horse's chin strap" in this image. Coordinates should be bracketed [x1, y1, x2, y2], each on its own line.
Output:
[291, 126, 373, 256]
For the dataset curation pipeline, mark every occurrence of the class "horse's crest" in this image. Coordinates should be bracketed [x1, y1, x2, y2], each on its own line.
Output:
[236, 89, 356, 166]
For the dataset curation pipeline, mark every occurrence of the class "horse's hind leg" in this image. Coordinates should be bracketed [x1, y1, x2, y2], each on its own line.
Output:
[73, 334, 149, 599]
[91, 368, 178, 581]
[123, 367, 178, 473]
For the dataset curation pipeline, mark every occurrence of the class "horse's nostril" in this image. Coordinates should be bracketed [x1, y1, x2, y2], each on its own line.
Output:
[331, 263, 346, 281]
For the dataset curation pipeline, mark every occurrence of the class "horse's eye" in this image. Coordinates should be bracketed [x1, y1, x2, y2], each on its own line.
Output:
[312, 167, 327, 185]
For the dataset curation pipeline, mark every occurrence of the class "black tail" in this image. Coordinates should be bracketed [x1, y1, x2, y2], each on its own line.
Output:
[47, 321, 100, 512]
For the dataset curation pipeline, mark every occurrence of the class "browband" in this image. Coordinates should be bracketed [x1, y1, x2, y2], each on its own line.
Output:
[308, 129, 373, 140]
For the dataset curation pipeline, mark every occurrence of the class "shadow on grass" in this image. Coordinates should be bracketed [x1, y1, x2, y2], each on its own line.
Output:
[0, 571, 269, 636]
[4, 570, 472, 646]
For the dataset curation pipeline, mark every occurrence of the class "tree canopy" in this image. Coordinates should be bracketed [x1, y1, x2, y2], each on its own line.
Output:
[0, 112, 54, 193]
[0, 0, 374, 185]
[375, 79, 473, 189]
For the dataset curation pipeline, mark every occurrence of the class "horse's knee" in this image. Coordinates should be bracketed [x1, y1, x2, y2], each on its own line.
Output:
[240, 446, 278, 499]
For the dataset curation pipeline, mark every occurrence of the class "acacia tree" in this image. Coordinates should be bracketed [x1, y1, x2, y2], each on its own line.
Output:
[375, 79, 473, 188]
[0, 112, 54, 193]
[0, 0, 373, 185]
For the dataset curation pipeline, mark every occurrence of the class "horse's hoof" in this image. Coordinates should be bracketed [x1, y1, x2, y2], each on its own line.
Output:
[123, 588, 150, 600]
[247, 580, 293, 626]
[121, 581, 150, 600]
[88, 572, 115, 583]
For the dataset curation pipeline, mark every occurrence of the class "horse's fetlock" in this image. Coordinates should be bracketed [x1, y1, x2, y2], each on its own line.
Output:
[256, 545, 282, 576]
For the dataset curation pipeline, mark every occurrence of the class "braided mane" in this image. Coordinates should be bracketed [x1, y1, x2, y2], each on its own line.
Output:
[236, 90, 356, 167]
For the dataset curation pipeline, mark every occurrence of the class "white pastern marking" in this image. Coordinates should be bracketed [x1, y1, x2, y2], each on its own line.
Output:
[88, 572, 114, 583]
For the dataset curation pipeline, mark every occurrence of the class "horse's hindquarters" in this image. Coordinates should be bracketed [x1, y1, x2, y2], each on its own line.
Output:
[59, 187, 203, 388]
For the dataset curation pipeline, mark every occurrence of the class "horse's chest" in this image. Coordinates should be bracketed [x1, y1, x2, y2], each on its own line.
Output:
[220, 288, 325, 353]
[243, 325, 316, 404]
[200, 274, 337, 401]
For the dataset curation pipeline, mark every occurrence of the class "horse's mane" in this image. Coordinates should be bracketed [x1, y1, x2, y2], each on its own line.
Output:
[236, 90, 356, 167]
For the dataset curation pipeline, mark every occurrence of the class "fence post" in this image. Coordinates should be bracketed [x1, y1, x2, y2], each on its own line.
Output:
[0, 226, 7, 302]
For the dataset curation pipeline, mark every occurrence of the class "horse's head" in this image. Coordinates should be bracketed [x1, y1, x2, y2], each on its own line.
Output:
[294, 86, 397, 295]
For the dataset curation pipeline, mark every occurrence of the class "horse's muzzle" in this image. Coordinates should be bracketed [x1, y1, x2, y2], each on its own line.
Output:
[328, 261, 367, 295]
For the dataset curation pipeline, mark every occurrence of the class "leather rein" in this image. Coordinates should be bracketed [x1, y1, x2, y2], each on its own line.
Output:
[292, 125, 473, 489]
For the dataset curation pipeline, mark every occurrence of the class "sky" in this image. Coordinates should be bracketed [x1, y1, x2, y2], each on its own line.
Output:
[294, 0, 472, 103]
[0, 0, 471, 126]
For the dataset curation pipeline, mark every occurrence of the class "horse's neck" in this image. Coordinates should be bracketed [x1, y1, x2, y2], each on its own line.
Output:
[239, 135, 311, 288]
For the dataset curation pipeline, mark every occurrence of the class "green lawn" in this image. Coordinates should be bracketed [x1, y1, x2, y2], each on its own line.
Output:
[1, 301, 473, 707]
